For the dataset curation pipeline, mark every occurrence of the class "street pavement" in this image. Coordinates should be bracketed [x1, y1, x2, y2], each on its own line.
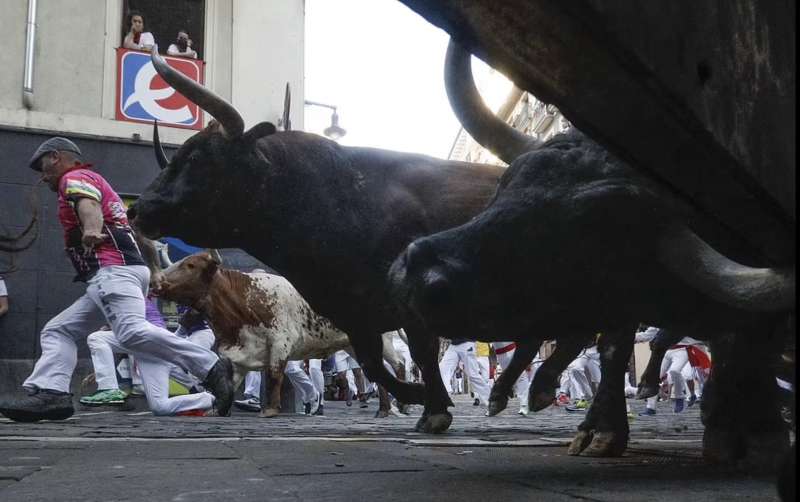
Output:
[0, 394, 781, 501]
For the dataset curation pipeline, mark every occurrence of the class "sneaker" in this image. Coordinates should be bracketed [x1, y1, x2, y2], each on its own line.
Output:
[565, 399, 589, 412]
[80, 389, 127, 406]
[518, 405, 529, 416]
[473, 398, 481, 406]
[233, 396, 261, 412]
[203, 357, 234, 416]
[307, 395, 320, 416]
[638, 408, 656, 416]
[687, 395, 698, 407]
[627, 411, 636, 421]
[304, 402, 312, 415]
[0, 389, 74, 422]
[673, 398, 685, 413]
[313, 404, 325, 416]
[556, 393, 570, 406]
[128, 385, 146, 397]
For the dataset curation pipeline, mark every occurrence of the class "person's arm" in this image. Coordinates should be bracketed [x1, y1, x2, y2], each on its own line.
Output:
[123, 33, 137, 49]
[134, 231, 165, 290]
[166, 44, 180, 56]
[0, 296, 8, 318]
[76, 198, 106, 253]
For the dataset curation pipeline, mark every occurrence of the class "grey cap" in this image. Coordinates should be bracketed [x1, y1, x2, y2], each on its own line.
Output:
[29, 137, 82, 171]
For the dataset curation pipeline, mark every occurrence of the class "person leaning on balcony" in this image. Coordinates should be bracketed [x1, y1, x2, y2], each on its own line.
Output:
[123, 11, 155, 52]
[167, 30, 198, 59]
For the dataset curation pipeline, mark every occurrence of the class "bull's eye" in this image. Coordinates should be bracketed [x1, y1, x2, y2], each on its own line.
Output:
[186, 263, 195, 269]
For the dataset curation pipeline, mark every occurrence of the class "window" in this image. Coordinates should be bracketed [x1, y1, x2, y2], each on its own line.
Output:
[122, 0, 206, 59]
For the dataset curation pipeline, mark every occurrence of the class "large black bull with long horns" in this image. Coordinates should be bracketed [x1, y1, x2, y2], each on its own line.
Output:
[388, 41, 795, 464]
[129, 45, 504, 432]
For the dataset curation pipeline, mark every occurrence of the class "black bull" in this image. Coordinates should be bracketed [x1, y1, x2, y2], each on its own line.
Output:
[388, 42, 795, 463]
[129, 46, 504, 433]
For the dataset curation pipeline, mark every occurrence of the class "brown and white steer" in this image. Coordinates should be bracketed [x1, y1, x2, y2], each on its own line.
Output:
[156, 251, 407, 417]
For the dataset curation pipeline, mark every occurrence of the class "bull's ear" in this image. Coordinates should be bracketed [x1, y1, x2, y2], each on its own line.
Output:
[241, 122, 277, 145]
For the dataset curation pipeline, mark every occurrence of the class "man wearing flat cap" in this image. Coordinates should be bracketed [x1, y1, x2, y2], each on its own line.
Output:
[0, 137, 233, 421]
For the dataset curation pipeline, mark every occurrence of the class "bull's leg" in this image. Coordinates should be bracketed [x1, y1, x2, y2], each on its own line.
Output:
[636, 330, 682, 399]
[405, 325, 453, 433]
[703, 329, 788, 471]
[568, 328, 633, 457]
[349, 335, 426, 406]
[487, 339, 540, 416]
[259, 359, 287, 418]
[528, 336, 584, 411]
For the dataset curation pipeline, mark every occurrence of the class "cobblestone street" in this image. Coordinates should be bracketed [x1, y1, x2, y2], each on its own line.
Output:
[0, 394, 780, 501]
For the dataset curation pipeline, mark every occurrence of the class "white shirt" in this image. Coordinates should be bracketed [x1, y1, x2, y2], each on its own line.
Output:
[167, 43, 198, 59]
[0, 277, 7, 297]
[126, 31, 155, 51]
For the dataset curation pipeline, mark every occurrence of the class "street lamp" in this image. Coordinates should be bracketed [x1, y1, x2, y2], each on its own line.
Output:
[304, 100, 347, 140]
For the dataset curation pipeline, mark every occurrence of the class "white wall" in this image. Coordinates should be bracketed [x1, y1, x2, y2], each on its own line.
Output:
[231, 0, 305, 131]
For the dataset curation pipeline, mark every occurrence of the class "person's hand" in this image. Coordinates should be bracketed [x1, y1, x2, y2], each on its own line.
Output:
[150, 270, 166, 293]
[187, 39, 192, 47]
[81, 230, 107, 254]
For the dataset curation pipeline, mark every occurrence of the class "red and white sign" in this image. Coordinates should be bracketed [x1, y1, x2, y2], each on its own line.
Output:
[116, 48, 205, 130]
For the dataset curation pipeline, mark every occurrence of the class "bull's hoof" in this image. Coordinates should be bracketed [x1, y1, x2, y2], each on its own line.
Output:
[374, 409, 390, 419]
[636, 384, 659, 400]
[487, 396, 508, 417]
[567, 430, 593, 456]
[531, 391, 555, 412]
[581, 431, 627, 457]
[259, 407, 280, 418]
[417, 412, 453, 434]
[397, 403, 411, 415]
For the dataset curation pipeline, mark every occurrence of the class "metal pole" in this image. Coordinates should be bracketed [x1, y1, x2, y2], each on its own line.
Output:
[23, 0, 37, 109]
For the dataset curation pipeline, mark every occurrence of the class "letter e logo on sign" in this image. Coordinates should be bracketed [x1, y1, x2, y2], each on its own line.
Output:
[116, 48, 205, 130]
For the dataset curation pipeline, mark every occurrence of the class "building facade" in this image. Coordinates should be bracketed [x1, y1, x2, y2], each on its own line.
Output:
[0, 1, 305, 373]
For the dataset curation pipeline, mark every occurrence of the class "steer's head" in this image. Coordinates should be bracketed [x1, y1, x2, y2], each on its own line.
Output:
[128, 45, 276, 246]
[155, 251, 221, 306]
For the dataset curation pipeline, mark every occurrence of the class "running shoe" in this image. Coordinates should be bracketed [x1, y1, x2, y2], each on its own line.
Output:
[79, 389, 127, 406]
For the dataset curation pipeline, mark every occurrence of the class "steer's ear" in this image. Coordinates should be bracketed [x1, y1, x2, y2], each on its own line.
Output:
[241, 122, 277, 145]
[206, 249, 223, 265]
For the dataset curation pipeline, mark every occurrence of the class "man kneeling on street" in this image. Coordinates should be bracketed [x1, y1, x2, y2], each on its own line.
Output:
[0, 137, 233, 422]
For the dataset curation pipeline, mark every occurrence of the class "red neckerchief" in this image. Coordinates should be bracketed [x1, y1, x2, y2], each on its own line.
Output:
[134, 32, 141, 44]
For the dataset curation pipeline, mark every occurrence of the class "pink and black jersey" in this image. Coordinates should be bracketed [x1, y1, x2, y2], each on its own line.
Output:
[57, 167, 145, 281]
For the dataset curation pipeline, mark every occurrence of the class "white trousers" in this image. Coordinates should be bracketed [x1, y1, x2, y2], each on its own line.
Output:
[243, 362, 320, 405]
[334, 350, 360, 372]
[493, 343, 531, 408]
[392, 335, 414, 377]
[85, 329, 214, 415]
[661, 347, 689, 399]
[244, 371, 261, 398]
[566, 348, 601, 400]
[24, 266, 218, 393]
[308, 359, 324, 405]
[284, 361, 320, 404]
[439, 342, 491, 404]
